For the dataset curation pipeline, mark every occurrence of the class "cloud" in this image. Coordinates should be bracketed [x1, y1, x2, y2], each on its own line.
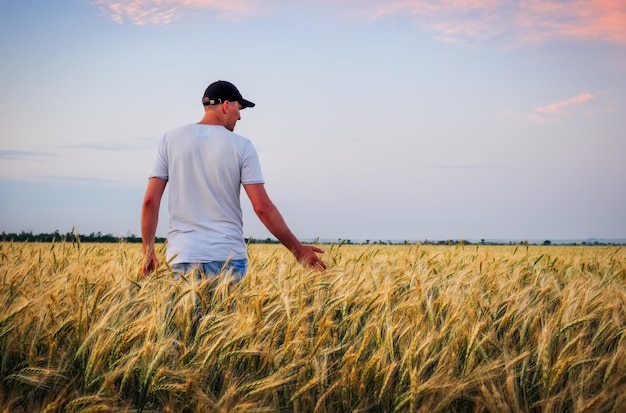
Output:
[534, 93, 593, 115]
[530, 92, 594, 122]
[0, 150, 52, 161]
[92, 0, 259, 25]
[91, 0, 626, 45]
[43, 175, 126, 186]
[0, 175, 131, 187]
[517, 0, 626, 45]
[357, 0, 626, 45]
[428, 164, 503, 169]
[66, 137, 158, 151]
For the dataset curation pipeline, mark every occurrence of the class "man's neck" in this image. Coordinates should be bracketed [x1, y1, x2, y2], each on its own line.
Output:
[197, 112, 224, 126]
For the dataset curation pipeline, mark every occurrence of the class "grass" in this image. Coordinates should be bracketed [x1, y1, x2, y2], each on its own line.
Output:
[0, 241, 625, 412]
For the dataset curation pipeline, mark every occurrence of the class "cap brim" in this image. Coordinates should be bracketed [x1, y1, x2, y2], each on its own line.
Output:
[240, 99, 255, 109]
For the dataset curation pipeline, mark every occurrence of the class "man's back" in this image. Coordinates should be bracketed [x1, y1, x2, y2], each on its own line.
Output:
[150, 124, 264, 263]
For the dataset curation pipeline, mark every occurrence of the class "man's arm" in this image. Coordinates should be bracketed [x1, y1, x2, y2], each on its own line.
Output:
[141, 177, 167, 276]
[244, 183, 326, 270]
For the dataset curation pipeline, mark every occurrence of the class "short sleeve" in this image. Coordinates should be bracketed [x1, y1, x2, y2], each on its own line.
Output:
[241, 142, 265, 185]
[149, 135, 169, 180]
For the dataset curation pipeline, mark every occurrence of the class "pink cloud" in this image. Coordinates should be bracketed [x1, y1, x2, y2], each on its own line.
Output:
[535, 93, 594, 115]
[93, 0, 626, 45]
[93, 0, 259, 25]
[529, 92, 595, 123]
[518, 0, 626, 44]
[357, 0, 626, 45]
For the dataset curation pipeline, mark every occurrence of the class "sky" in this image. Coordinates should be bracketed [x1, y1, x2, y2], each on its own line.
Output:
[1, 0, 625, 242]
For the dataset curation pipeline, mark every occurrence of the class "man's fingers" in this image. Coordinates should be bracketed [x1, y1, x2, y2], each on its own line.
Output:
[142, 259, 156, 277]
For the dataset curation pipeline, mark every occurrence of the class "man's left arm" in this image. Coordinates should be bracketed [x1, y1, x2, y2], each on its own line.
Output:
[244, 183, 326, 270]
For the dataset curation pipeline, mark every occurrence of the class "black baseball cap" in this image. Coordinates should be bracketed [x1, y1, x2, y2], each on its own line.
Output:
[202, 80, 255, 109]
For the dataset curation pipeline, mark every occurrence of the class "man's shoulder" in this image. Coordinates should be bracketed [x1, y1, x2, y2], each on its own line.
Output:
[162, 124, 255, 148]
[215, 128, 254, 147]
[158, 124, 192, 144]
[230, 131, 253, 144]
[164, 123, 195, 136]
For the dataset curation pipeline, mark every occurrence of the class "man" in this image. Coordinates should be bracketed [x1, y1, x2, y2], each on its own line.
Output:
[141, 80, 326, 278]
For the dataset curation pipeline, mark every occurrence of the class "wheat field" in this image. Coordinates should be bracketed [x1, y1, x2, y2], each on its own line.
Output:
[0, 241, 624, 412]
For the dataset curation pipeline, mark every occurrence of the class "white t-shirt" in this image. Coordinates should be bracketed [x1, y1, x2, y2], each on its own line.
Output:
[149, 124, 264, 264]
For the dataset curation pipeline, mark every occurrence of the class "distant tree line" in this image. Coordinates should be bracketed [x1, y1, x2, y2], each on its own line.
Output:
[0, 231, 282, 245]
[0, 231, 621, 246]
[0, 231, 164, 244]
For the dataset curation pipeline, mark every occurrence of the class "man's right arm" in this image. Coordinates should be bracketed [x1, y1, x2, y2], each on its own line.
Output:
[141, 177, 167, 276]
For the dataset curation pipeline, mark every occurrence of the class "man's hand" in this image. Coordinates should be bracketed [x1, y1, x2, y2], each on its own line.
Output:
[294, 245, 326, 270]
[142, 249, 159, 277]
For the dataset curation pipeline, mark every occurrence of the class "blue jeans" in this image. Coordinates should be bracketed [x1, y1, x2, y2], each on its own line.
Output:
[171, 259, 247, 282]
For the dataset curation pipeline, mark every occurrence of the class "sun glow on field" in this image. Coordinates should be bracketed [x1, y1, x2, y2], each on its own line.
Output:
[1, 242, 625, 411]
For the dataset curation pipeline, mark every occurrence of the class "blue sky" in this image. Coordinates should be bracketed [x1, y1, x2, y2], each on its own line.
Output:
[1, 0, 625, 241]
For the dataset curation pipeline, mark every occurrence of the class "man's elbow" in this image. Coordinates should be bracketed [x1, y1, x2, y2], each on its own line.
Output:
[252, 199, 276, 221]
[253, 204, 268, 219]
[142, 196, 160, 214]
